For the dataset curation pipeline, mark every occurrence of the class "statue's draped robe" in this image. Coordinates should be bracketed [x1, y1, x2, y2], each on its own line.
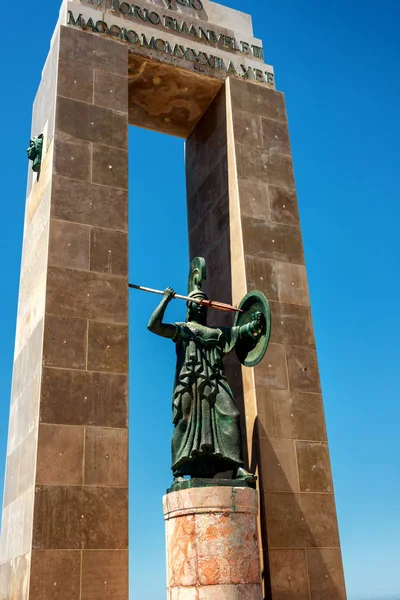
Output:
[171, 322, 244, 476]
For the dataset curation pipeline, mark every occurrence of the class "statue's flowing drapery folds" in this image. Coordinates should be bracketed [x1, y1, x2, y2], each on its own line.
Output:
[171, 322, 243, 476]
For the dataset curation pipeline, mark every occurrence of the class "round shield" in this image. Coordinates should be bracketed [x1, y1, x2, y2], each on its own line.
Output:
[234, 290, 271, 367]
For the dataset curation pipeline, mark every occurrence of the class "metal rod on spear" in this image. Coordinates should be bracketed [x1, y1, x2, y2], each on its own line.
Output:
[128, 284, 243, 313]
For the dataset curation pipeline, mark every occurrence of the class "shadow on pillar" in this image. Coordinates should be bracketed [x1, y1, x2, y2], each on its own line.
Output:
[185, 82, 247, 471]
[250, 417, 346, 600]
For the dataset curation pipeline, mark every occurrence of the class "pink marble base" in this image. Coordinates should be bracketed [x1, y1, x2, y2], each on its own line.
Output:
[163, 487, 262, 600]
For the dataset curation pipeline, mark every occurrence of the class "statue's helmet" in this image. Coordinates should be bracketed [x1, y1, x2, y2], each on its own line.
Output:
[187, 288, 208, 304]
[187, 257, 207, 296]
[186, 257, 208, 315]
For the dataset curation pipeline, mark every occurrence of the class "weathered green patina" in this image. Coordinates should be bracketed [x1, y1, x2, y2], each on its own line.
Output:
[27, 134, 43, 172]
[148, 257, 271, 489]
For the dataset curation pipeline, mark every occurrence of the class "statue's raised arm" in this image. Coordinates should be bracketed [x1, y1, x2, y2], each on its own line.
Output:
[147, 257, 271, 492]
[147, 287, 177, 339]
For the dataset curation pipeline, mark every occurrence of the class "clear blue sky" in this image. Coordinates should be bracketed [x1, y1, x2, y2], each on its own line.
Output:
[0, 1, 399, 599]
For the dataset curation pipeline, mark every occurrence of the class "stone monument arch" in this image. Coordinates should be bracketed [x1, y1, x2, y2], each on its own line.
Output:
[0, 0, 347, 598]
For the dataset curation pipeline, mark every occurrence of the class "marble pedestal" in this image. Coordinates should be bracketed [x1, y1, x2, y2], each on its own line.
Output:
[163, 486, 262, 600]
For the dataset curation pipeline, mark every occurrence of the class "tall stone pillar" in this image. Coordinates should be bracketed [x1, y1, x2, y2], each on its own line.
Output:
[0, 23, 129, 599]
[186, 78, 347, 599]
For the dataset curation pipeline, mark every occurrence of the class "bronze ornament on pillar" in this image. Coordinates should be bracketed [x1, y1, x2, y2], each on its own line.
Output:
[27, 134, 43, 172]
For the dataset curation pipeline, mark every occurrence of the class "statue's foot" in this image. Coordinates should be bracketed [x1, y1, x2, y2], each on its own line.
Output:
[235, 467, 257, 486]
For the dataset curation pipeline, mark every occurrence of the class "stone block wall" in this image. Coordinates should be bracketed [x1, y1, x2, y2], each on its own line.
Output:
[0, 25, 129, 600]
[0, 26, 61, 600]
[186, 78, 347, 600]
[227, 77, 346, 600]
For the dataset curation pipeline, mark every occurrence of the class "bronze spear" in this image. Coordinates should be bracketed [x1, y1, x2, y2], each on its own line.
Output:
[128, 284, 243, 313]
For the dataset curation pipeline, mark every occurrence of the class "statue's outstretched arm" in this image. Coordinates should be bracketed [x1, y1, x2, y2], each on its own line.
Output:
[147, 287, 177, 339]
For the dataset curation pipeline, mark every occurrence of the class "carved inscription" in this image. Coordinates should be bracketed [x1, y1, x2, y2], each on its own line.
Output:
[82, 0, 264, 59]
[67, 10, 274, 86]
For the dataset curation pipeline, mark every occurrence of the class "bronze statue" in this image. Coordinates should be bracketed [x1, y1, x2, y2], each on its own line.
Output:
[27, 134, 43, 173]
[147, 257, 271, 489]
